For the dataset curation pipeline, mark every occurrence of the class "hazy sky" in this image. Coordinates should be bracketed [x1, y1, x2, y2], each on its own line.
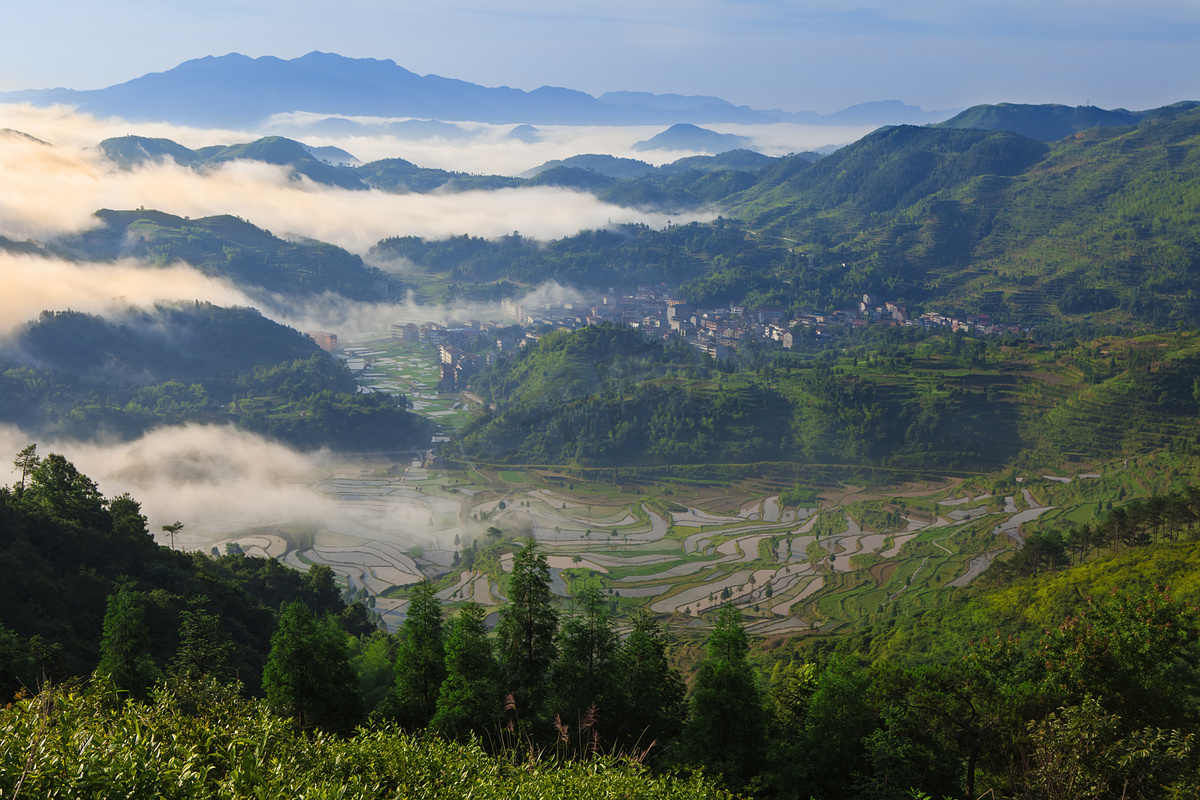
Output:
[3, 0, 1198, 114]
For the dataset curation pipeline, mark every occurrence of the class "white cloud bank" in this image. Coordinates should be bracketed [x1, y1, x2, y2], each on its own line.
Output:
[0, 105, 849, 253]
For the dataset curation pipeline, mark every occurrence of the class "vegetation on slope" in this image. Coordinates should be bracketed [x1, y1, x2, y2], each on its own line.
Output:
[454, 323, 1200, 472]
[48, 208, 390, 299]
[0, 305, 430, 450]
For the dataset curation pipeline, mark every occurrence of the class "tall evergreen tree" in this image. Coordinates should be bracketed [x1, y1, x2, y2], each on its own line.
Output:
[431, 602, 503, 742]
[496, 539, 558, 720]
[95, 580, 160, 699]
[170, 598, 233, 681]
[614, 610, 686, 756]
[679, 604, 767, 792]
[263, 600, 362, 732]
[377, 579, 445, 729]
[550, 586, 620, 749]
[800, 651, 878, 800]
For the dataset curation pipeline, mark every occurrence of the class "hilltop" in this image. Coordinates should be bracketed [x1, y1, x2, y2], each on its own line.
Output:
[4, 51, 948, 128]
[47, 207, 389, 300]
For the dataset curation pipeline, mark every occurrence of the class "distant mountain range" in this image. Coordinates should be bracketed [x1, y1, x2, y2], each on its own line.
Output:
[91, 133, 788, 210]
[1, 51, 954, 129]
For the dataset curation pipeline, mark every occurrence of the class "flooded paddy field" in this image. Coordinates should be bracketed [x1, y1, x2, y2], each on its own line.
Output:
[193, 448, 1054, 631]
[180, 334, 1071, 632]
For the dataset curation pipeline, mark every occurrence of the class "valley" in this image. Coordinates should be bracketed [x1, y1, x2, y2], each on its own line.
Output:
[199, 334, 1142, 636]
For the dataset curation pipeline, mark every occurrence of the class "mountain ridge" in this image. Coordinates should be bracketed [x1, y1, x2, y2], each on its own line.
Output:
[3, 51, 950, 129]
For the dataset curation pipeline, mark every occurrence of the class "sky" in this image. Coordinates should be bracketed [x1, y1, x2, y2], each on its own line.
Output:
[3, 0, 1199, 114]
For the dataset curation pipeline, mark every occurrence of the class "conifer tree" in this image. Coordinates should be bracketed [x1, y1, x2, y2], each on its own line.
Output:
[378, 579, 445, 729]
[550, 586, 620, 747]
[432, 602, 503, 741]
[95, 580, 160, 699]
[171, 598, 232, 681]
[679, 604, 766, 792]
[614, 610, 686, 755]
[496, 539, 558, 719]
[263, 600, 362, 732]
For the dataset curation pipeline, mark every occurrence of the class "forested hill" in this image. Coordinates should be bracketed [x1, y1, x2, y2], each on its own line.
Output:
[715, 104, 1200, 326]
[98, 133, 777, 206]
[454, 324, 1021, 469]
[0, 304, 431, 450]
[48, 208, 390, 300]
[0, 447, 361, 692]
[6, 304, 320, 382]
[379, 105, 1200, 328]
[458, 325, 791, 466]
[933, 102, 1146, 140]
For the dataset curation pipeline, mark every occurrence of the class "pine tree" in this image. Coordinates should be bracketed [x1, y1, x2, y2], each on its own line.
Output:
[679, 604, 767, 792]
[496, 539, 558, 721]
[431, 602, 503, 741]
[263, 601, 363, 732]
[614, 610, 686, 755]
[171, 598, 232, 681]
[550, 586, 620, 748]
[95, 580, 160, 699]
[378, 580, 445, 729]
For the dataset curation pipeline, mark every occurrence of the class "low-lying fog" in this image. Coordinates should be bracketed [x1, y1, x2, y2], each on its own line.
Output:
[0, 101, 868, 577]
[0, 423, 340, 542]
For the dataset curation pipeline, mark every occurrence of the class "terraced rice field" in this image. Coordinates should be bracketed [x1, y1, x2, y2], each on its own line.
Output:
[199, 450, 1084, 631]
[188, 334, 1111, 631]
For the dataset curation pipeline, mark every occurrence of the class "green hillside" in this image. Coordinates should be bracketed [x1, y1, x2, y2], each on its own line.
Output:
[934, 102, 1145, 140]
[192, 136, 368, 190]
[49, 208, 390, 299]
[0, 305, 431, 450]
[718, 106, 1200, 326]
[381, 105, 1200, 326]
[454, 323, 1200, 474]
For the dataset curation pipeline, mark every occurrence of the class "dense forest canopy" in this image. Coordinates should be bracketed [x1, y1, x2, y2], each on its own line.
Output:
[0, 304, 430, 450]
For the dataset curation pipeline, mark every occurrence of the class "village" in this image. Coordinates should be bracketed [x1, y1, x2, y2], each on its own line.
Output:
[308, 288, 1032, 393]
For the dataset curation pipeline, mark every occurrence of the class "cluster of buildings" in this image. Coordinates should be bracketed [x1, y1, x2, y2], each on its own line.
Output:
[311, 290, 1030, 396]
[500, 290, 1031, 361]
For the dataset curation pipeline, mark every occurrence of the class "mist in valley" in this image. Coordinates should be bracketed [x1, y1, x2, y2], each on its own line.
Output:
[0, 98, 856, 593]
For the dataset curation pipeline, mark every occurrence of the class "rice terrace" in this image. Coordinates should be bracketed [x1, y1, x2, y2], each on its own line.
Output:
[200, 337, 1120, 635]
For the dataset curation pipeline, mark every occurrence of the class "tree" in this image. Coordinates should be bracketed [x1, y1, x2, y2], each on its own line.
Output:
[379, 580, 445, 730]
[800, 651, 879, 800]
[170, 598, 232, 682]
[21, 452, 108, 529]
[0, 623, 34, 700]
[12, 443, 38, 495]
[1040, 587, 1200, 731]
[263, 600, 362, 732]
[161, 521, 184, 550]
[95, 580, 160, 699]
[496, 539, 558, 720]
[679, 604, 767, 792]
[432, 602, 503, 742]
[352, 631, 397, 715]
[302, 564, 343, 616]
[109, 493, 149, 540]
[550, 586, 621, 750]
[614, 611, 686, 757]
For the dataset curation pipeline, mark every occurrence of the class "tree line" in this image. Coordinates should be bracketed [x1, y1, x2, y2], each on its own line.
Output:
[8, 448, 1200, 798]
